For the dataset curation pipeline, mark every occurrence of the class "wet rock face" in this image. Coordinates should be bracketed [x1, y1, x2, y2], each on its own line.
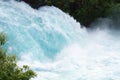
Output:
[20, 0, 47, 9]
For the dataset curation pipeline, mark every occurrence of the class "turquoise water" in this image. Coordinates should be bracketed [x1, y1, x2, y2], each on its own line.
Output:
[0, 1, 120, 80]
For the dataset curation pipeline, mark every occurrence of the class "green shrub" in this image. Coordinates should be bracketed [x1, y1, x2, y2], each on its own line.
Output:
[0, 32, 36, 80]
[47, 0, 119, 26]
[0, 32, 6, 45]
[108, 3, 120, 28]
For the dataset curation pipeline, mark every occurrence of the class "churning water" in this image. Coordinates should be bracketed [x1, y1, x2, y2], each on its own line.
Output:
[0, 1, 120, 80]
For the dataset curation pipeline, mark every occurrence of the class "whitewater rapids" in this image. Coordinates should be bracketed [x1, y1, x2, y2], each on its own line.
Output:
[0, 1, 120, 80]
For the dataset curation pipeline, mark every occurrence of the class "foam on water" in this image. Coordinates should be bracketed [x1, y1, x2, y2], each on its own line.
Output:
[0, 1, 120, 80]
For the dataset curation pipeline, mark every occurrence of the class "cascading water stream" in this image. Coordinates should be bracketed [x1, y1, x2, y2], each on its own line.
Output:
[0, 1, 120, 80]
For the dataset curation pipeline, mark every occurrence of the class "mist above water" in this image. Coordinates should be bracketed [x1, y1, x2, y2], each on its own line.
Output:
[0, 1, 120, 80]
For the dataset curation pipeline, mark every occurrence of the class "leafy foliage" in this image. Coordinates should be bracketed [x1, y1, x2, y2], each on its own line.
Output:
[47, 0, 120, 26]
[108, 3, 120, 28]
[0, 32, 36, 80]
[0, 32, 6, 45]
[16, 0, 120, 26]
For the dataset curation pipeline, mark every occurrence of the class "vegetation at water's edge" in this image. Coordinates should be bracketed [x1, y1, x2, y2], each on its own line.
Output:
[0, 32, 36, 80]
[47, 0, 120, 27]
[18, 0, 120, 27]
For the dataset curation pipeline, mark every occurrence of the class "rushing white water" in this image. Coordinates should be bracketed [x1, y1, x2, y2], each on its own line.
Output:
[0, 1, 120, 80]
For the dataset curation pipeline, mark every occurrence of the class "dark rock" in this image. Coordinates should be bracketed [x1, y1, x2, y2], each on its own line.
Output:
[19, 0, 47, 9]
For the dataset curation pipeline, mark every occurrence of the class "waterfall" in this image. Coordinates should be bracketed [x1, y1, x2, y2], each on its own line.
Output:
[0, 1, 120, 80]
